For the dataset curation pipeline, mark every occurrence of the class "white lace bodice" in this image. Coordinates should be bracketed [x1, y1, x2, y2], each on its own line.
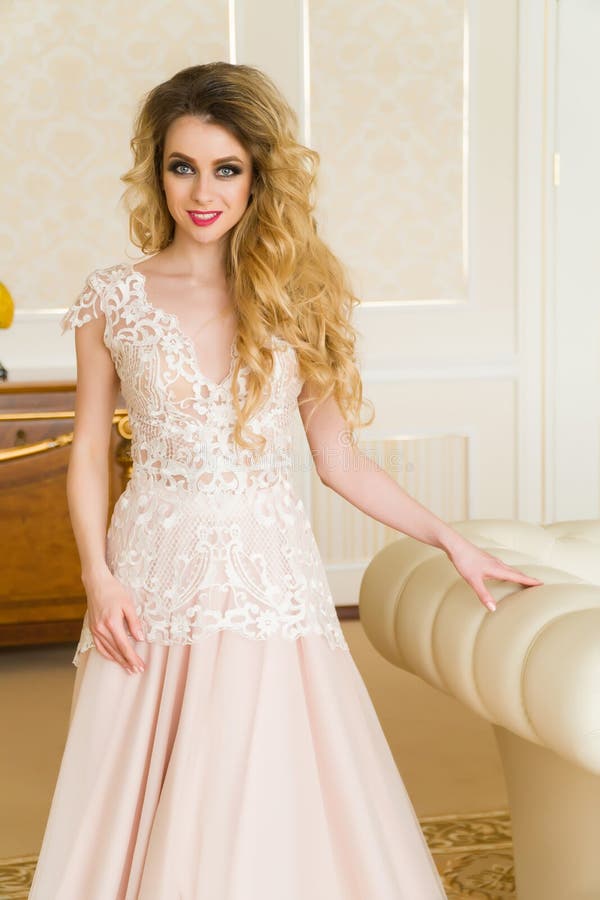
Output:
[61, 262, 349, 665]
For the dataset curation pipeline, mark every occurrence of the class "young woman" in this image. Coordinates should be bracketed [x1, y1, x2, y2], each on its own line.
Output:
[30, 62, 542, 899]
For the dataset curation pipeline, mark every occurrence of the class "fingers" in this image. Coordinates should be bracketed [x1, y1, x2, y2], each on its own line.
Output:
[491, 565, 544, 586]
[475, 563, 544, 612]
[468, 577, 496, 612]
[480, 592, 496, 612]
[123, 606, 145, 643]
[92, 621, 145, 675]
[523, 572, 544, 584]
[93, 632, 128, 669]
[111, 623, 146, 674]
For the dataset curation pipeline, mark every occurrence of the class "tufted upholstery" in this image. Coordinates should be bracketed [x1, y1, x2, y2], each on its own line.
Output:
[359, 519, 600, 900]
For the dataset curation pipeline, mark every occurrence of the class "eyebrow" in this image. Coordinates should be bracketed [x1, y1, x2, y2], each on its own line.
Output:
[167, 152, 244, 165]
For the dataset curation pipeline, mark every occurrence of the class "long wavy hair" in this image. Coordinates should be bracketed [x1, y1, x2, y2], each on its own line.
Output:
[120, 62, 374, 455]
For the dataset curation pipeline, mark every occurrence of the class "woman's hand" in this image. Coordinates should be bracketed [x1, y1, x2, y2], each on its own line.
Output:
[445, 537, 544, 612]
[83, 569, 146, 675]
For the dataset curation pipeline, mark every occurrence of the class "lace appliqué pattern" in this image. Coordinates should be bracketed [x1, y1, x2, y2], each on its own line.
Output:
[61, 263, 349, 666]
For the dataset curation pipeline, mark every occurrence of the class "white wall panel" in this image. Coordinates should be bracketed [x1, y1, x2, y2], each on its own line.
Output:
[310, 0, 468, 304]
[233, 0, 305, 125]
[552, 0, 600, 519]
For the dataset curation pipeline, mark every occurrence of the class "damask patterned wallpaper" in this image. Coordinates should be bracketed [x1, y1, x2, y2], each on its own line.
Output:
[310, 0, 467, 303]
[0, 0, 229, 311]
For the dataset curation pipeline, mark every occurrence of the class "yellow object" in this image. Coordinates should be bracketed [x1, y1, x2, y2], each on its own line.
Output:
[0, 281, 15, 328]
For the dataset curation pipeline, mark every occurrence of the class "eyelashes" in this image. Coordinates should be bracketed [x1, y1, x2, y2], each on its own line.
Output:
[167, 161, 242, 177]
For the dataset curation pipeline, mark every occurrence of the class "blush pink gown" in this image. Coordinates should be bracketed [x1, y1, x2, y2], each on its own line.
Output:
[29, 262, 447, 899]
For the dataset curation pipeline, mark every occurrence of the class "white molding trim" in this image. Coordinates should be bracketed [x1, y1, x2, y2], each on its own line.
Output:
[300, 0, 311, 147]
[361, 361, 518, 382]
[12, 309, 65, 323]
[543, 0, 559, 525]
[516, 0, 556, 524]
[462, 0, 471, 292]
[228, 0, 238, 63]
[356, 298, 469, 310]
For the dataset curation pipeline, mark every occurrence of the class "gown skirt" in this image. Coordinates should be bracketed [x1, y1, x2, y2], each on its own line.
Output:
[29, 628, 448, 899]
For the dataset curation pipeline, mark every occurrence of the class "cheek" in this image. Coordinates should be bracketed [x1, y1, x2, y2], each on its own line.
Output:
[232, 176, 253, 205]
[162, 179, 177, 210]
[163, 175, 185, 200]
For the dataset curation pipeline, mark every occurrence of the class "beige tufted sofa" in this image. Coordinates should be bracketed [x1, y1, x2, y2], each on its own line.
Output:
[359, 519, 600, 900]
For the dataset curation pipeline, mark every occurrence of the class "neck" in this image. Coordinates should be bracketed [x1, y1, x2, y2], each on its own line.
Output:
[163, 230, 229, 284]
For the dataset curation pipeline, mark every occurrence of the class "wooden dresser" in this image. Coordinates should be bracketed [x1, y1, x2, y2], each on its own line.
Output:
[0, 381, 131, 648]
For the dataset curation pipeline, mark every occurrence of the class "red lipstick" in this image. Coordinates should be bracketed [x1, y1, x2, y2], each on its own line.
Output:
[187, 211, 223, 227]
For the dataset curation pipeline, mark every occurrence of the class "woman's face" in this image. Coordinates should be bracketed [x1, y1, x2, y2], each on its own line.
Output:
[161, 115, 254, 245]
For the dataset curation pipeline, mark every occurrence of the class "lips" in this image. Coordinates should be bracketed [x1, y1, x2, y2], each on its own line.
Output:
[187, 210, 223, 227]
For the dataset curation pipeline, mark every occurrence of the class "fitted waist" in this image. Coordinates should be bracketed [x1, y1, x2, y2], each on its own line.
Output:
[129, 460, 293, 501]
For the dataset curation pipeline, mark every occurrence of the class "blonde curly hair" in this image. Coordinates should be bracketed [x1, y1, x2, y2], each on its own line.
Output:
[119, 61, 374, 454]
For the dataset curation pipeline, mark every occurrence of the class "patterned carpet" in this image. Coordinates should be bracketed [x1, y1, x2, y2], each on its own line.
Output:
[426, 810, 514, 898]
[0, 810, 513, 899]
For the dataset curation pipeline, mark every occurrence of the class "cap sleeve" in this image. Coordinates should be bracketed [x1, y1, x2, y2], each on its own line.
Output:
[60, 272, 105, 335]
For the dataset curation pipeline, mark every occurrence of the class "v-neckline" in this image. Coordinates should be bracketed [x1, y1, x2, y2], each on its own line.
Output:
[124, 261, 238, 390]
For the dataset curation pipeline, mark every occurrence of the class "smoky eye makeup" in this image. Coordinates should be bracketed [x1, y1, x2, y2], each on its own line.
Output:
[166, 159, 243, 176]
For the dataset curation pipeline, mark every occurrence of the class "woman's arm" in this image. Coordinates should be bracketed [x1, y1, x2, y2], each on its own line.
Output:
[69, 315, 120, 583]
[68, 310, 146, 674]
[298, 382, 543, 611]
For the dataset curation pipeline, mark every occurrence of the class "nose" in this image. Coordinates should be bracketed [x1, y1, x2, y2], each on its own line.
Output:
[190, 170, 216, 205]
